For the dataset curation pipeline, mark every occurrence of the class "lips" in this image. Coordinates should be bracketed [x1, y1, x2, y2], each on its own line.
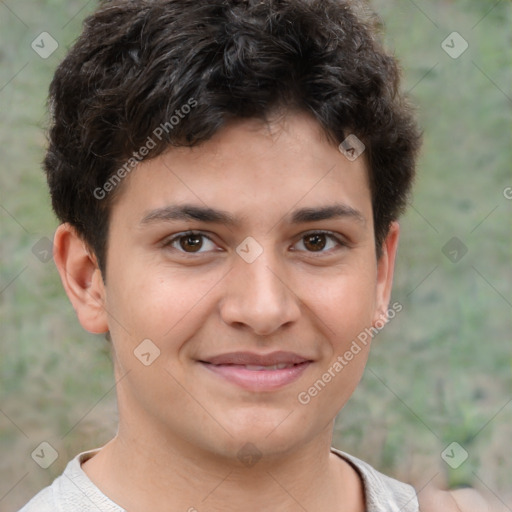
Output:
[198, 351, 313, 391]
[201, 351, 311, 366]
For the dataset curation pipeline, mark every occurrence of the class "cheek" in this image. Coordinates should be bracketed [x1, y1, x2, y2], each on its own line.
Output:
[104, 268, 220, 354]
[302, 265, 378, 339]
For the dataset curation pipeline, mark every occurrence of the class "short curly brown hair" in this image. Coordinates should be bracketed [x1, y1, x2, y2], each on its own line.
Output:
[45, 0, 421, 275]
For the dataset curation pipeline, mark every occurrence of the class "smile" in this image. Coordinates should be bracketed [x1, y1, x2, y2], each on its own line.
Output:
[199, 352, 312, 391]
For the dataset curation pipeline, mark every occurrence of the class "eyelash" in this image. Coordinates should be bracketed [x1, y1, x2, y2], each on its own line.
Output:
[161, 230, 348, 257]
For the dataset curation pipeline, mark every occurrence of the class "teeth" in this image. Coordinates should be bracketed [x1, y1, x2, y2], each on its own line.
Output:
[245, 363, 291, 371]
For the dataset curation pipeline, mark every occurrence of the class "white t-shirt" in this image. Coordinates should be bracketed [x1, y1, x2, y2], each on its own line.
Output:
[18, 447, 419, 511]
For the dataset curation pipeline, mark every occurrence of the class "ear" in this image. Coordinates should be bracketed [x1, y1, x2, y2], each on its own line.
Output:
[372, 221, 400, 327]
[53, 223, 109, 334]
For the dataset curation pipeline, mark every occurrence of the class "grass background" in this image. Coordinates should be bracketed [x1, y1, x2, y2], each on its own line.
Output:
[0, 0, 510, 510]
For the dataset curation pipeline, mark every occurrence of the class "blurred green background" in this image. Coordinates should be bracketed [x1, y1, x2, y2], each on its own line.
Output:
[0, 0, 510, 510]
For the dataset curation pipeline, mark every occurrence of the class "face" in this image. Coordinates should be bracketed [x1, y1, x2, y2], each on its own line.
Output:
[67, 111, 398, 461]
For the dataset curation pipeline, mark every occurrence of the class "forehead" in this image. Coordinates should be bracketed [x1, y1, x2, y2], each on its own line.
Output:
[110, 111, 372, 228]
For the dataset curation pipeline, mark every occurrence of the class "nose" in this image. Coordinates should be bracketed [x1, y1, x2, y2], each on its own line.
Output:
[219, 249, 301, 336]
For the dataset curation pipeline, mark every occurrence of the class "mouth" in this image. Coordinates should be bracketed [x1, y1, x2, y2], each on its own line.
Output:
[198, 351, 313, 391]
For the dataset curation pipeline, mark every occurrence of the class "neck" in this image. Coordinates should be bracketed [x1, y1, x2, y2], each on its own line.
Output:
[82, 418, 364, 512]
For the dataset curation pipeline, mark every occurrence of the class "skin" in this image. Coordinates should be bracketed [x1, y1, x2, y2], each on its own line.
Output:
[53, 111, 489, 511]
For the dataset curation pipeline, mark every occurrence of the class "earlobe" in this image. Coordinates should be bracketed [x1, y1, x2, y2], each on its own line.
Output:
[372, 221, 400, 326]
[53, 223, 109, 334]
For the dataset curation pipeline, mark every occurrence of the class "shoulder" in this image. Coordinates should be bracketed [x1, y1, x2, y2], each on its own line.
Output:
[331, 448, 502, 512]
[331, 448, 419, 512]
[17, 466, 70, 512]
[418, 486, 504, 512]
[18, 484, 57, 512]
[17, 449, 125, 512]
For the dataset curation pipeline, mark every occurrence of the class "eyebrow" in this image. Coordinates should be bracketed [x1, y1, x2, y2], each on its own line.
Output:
[140, 203, 366, 226]
[290, 204, 365, 224]
[140, 204, 237, 226]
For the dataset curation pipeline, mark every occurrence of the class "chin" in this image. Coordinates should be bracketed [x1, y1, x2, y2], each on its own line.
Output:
[220, 408, 312, 454]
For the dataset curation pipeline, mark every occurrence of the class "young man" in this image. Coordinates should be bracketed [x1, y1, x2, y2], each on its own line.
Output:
[19, 0, 494, 510]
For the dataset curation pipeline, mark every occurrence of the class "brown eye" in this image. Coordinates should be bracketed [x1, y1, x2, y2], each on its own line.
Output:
[179, 234, 204, 252]
[164, 231, 218, 256]
[303, 233, 327, 252]
[292, 231, 345, 254]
